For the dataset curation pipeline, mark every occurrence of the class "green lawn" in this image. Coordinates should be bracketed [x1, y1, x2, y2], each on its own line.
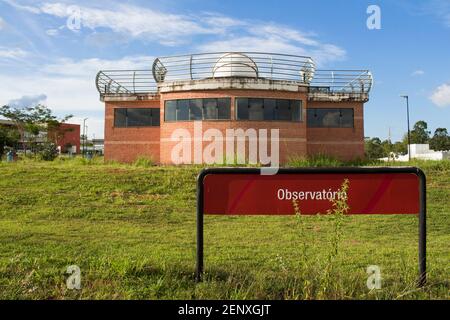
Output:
[0, 158, 448, 299]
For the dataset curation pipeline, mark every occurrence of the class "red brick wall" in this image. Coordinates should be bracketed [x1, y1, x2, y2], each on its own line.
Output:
[159, 89, 307, 165]
[104, 100, 160, 163]
[52, 123, 80, 153]
[306, 101, 365, 160]
[102, 91, 366, 164]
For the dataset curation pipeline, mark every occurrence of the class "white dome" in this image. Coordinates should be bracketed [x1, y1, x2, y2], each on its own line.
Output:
[299, 57, 315, 84]
[212, 53, 258, 78]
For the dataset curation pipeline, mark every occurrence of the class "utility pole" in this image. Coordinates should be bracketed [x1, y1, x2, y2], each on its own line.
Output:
[82, 118, 88, 156]
[400, 95, 411, 161]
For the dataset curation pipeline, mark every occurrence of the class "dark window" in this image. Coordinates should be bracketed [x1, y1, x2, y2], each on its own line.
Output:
[236, 98, 302, 122]
[114, 108, 160, 127]
[307, 108, 354, 128]
[248, 98, 264, 120]
[164, 100, 176, 121]
[340, 109, 354, 128]
[203, 99, 217, 120]
[218, 98, 231, 120]
[263, 99, 276, 120]
[164, 98, 231, 121]
[237, 98, 249, 120]
[190, 99, 203, 120]
[276, 99, 291, 121]
[291, 100, 301, 122]
[177, 100, 189, 121]
[114, 108, 127, 127]
[127, 108, 152, 127]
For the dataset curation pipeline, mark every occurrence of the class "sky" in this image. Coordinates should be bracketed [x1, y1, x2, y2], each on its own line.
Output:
[0, 0, 449, 141]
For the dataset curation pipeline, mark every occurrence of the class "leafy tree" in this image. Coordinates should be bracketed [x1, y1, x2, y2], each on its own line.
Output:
[365, 137, 387, 159]
[0, 104, 72, 156]
[0, 125, 20, 156]
[409, 120, 431, 144]
[429, 128, 450, 151]
[392, 140, 407, 155]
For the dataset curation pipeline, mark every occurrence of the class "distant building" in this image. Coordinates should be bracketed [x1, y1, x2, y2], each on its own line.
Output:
[96, 52, 373, 164]
[381, 144, 450, 161]
[0, 119, 80, 153]
[52, 123, 81, 154]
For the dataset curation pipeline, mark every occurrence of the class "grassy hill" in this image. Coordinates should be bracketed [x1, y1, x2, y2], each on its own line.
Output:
[0, 158, 448, 299]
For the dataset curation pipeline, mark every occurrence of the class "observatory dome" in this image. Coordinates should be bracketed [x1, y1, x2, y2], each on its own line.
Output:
[212, 53, 258, 78]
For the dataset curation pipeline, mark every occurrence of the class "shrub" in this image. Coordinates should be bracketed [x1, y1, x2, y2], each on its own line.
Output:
[38, 142, 58, 161]
[287, 154, 342, 167]
[133, 156, 154, 168]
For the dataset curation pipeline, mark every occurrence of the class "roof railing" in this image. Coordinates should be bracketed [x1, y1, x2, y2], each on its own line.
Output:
[95, 52, 372, 96]
[96, 70, 158, 96]
[310, 70, 372, 94]
[152, 52, 316, 83]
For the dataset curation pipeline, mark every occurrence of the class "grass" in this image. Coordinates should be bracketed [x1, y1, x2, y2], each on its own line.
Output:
[0, 157, 448, 299]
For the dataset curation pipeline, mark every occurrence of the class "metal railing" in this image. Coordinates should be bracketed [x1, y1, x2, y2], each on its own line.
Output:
[152, 52, 316, 83]
[96, 70, 158, 95]
[310, 70, 372, 93]
[95, 52, 373, 96]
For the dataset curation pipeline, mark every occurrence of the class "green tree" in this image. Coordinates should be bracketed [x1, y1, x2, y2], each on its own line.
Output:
[365, 137, 387, 159]
[429, 128, 450, 151]
[0, 125, 20, 156]
[409, 120, 431, 144]
[392, 140, 407, 155]
[0, 105, 72, 156]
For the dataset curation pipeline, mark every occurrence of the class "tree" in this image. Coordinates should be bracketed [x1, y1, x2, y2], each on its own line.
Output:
[392, 140, 407, 155]
[0, 105, 72, 156]
[429, 128, 450, 151]
[409, 120, 431, 144]
[0, 125, 20, 156]
[365, 137, 387, 159]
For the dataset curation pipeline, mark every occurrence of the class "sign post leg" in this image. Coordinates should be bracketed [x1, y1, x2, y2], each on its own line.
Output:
[418, 171, 426, 287]
[196, 175, 204, 282]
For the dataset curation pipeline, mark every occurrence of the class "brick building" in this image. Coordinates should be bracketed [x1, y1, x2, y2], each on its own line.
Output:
[0, 119, 80, 153]
[96, 52, 372, 164]
[51, 123, 81, 154]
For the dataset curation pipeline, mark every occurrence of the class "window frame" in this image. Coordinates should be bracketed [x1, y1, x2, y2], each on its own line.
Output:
[164, 98, 232, 122]
[113, 107, 160, 128]
[235, 97, 303, 122]
[306, 107, 355, 128]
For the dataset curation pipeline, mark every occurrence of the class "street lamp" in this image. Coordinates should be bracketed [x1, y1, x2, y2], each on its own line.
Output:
[400, 95, 411, 161]
[82, 118, 88, 156]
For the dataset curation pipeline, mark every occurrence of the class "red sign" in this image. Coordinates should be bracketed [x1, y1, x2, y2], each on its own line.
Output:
[203, 173, 420, 215]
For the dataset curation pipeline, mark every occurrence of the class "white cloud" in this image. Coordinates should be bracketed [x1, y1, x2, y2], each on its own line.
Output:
[45, 28, 59, 36]
[411, 70, 425, 76]
[2, 0, 41, 14]
[70, 116, 104, 140]
[0, 55, 157, 138]
[8, 94, 47, 107]
[0, 47, 28, 59]
[0, 1, 351, 137]
[430, 83, 450, 107]
[6, 1, 346, 64]
[41, 55, 154, 77]
[38, 2, 214, 46]
[197, 36, 345, 66]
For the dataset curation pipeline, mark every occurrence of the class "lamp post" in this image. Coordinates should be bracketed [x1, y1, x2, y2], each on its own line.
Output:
[400, 95, 411, 161]
[82, 118, 88, 156]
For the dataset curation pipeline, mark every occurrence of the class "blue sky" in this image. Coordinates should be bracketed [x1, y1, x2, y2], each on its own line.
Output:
[0, 0, 449, 140]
